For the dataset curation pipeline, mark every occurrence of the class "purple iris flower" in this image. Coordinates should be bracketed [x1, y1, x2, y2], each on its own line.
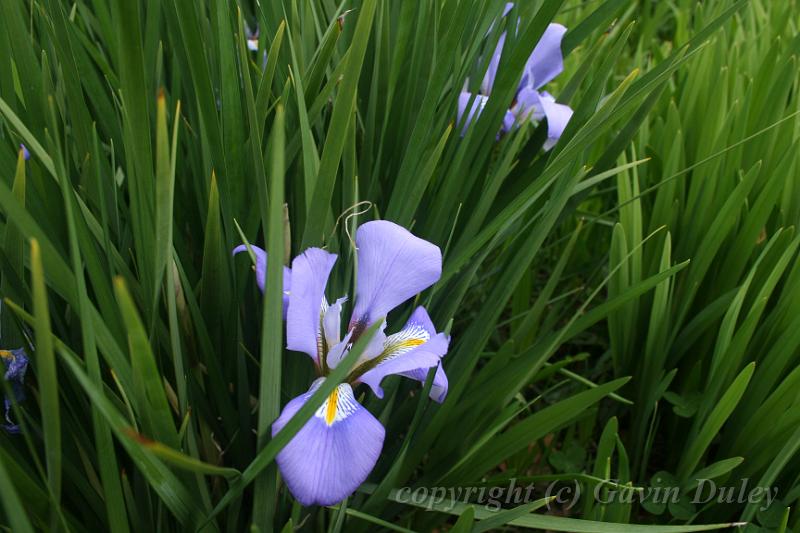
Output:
[232, 244, 292, 318]
[246, 220, 449, 506]
[1, 348, 29, 434]
[458, 4, 573, 149]
[19, 144, 30, 161]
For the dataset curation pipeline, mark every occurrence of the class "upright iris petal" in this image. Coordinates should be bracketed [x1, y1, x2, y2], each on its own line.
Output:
[521, 23, 567, 89]
[233, 244, 292, 317]
[286, 248, 338, 367]
[1, 348, 28, 434]
[322, 296, 348, 349]
[272, 380, 385, 506]
[350, 221, 441, 330]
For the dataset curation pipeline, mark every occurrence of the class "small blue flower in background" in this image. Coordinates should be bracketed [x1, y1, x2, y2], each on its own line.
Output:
[1, 348, 29, 434]
[244, 23, 268, 70]
[458, 2, 573, 149]
[236, 221, 449, 506]
[19, 144, 30, 161]
[246, 32, 259, 52]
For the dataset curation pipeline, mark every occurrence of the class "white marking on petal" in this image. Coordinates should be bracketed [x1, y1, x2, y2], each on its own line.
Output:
[378, 324, 430, 365]
[314, 383, 359, 426]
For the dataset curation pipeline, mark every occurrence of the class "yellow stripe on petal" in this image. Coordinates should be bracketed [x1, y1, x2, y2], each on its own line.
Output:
[379, 325, 430, 363]
[397, 338, 425, 350]
[315, 383, 359, 426]
[325, 388, 339, 426]
[0, 350, 12, 360]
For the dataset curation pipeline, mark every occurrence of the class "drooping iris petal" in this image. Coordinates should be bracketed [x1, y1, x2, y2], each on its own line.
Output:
[514, 88, 572, 149]
[521, 23, 567, 90]
[358, 307, 450, 402]
[233, 244, 292, 317]
[399, 361, 449, 403]
[535, 91, 573, 149]
[350, 221, 441, 329]
[272, 380, 385, 506]
[514, 86, 545, 122]
[1, 349, 28, 434]
[286, 248, 337, 365]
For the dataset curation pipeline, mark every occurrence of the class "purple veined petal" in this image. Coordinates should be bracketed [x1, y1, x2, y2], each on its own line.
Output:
[350, 221, 441, 330]
[358, 307, 450, 402]
[272, 380, 385, 506]
[523, 23, 567, 90]
[286, 248, 338, 365]
[233, 245, 292, 317]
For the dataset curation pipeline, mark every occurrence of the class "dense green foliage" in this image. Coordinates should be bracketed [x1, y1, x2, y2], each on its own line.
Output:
[0, 0, 799, 531]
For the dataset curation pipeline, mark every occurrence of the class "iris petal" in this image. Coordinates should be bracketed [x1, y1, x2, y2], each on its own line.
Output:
[536, 91, 573, 149]
[350, 221, 441, 328]
[358, 307, 450, 402]
[513, 88, 572, 149]
[272, 381, 385, 506]
[286, 248, 337, 365]
[481, 32, 506, 95]
[322, 296, 348, 348]
[327, 320, 387, 370]
[233, 244, 292, 317]
[523, 23, 567, 89]
[457, 92, 516, 136]
[399, 362, 449, 403]
[457, 92, 488, 134]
